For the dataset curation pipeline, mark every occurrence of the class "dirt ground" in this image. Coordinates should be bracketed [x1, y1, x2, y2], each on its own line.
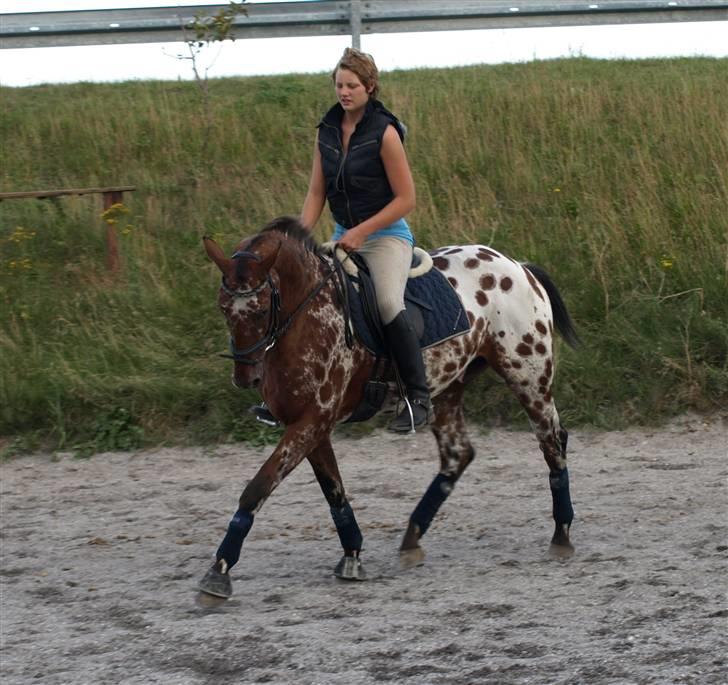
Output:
[1, 414, 726, 685]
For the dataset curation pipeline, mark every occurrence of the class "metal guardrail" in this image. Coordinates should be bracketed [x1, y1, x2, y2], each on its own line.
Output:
[0, 1, 726, 49]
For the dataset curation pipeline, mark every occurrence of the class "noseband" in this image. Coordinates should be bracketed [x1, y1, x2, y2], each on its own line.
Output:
[220, 249, 346, 366]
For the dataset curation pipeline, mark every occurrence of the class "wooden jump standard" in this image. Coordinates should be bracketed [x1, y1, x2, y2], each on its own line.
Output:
[0, 185, 137, 272]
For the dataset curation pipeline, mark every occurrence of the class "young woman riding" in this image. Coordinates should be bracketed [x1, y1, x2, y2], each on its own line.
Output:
[254, 48, 432, 432]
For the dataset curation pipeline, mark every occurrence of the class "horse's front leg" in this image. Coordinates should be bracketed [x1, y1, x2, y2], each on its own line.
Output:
[400, 381, 474, 568]
[307, 437, 366, 581]
[197, 422, 324, 600]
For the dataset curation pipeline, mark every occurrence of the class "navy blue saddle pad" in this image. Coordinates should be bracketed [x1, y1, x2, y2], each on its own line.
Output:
[344, 260, 471, 356]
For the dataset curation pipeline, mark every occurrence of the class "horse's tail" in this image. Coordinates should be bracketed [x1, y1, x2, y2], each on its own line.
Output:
[523, 263, 580, 349]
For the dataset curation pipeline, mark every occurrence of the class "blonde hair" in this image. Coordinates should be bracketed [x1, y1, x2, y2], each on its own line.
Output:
[332, 48, 379, 100]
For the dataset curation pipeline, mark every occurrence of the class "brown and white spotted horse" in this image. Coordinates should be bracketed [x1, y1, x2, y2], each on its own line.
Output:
[198, 216, 579, 600]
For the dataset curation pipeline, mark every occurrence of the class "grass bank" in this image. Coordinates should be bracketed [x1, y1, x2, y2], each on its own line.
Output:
[1, 57, 726, 454]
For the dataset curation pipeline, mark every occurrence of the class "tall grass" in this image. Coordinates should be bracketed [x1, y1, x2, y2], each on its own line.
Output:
[1, 58, 726, 451]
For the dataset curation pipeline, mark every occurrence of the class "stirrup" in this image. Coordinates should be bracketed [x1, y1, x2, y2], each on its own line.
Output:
[249, 403, 280, 427]
[388, 397, 432, 434]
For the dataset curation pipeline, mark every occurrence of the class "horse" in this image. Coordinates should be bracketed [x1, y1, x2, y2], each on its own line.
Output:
[198, 215, 579, 600]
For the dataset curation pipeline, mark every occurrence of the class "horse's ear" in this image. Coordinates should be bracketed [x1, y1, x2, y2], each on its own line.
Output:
[203, 236, 233, 273]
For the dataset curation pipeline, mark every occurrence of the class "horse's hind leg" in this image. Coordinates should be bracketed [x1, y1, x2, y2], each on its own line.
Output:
[505, 371, 574, 554]
[400, 381, 474, 567]
[539, 412, 574, 555]
[307, 437, 366, 580]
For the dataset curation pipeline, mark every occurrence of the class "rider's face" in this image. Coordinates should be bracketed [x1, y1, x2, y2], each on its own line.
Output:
[335, 68, 372, 113]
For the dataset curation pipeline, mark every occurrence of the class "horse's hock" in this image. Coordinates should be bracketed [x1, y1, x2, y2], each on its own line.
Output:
[0, 185, 136, 273]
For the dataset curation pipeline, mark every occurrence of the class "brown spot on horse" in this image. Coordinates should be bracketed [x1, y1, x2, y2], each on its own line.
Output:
[433, 257, 449, 271]
[516, 343, 533, 356]
[480, 274, 496, 290]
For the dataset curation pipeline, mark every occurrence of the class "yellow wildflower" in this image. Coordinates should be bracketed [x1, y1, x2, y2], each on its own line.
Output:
[660, 255, 674, 269]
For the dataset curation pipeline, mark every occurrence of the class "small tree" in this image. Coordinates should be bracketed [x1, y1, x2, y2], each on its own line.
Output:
[179, 2, 247, 157]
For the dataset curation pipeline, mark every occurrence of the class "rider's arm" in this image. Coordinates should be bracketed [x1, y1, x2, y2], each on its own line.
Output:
[301, 134, 327, 231]
[336, 124, 416, 251]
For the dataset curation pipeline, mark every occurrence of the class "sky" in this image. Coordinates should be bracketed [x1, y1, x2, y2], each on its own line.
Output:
[0, 1, 727, 87]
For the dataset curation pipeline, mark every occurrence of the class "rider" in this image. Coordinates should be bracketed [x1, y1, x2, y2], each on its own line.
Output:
[255, 48, 432, 433]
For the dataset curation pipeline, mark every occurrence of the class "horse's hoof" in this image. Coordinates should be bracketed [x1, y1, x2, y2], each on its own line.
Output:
[334, 555, 367, 581]
[548, 541, 575, 559]
[198, 561, 232, 599]
[399, 546, 425, 569]
[195, 590, 228, 609]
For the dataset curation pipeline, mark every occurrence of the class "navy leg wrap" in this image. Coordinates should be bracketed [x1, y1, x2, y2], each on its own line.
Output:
[549, 468, 574, 526]
[330, 502, 363, 552]
[216, 509, 254, 568]
[410, 473, 455, 536]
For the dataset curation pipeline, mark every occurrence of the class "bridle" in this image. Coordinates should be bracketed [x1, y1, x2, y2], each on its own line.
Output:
[220, 249, 349, 366]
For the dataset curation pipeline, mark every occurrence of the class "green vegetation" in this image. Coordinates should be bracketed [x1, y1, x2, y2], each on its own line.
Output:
[1, 57, 726, 452]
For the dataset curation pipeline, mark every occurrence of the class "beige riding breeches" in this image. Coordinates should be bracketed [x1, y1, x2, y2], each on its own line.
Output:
[355, 236, 413, 326]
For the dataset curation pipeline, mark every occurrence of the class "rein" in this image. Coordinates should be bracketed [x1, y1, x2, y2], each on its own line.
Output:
[221, 249, 351, 365]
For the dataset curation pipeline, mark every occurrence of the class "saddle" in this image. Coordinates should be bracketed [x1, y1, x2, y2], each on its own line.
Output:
[324, 244, 471, 422]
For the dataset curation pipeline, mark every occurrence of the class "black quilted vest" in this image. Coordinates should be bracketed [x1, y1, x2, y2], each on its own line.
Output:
[317, 99, 406, 229]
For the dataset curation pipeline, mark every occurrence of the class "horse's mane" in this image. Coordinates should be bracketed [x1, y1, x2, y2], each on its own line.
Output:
[259, 215, 322, 257]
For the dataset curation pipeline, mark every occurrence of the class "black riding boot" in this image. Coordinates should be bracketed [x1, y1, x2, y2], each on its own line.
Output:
[383, 310, 433, 433]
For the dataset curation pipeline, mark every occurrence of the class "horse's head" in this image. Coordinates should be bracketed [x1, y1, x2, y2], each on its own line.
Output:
[203, 233, 282, 389]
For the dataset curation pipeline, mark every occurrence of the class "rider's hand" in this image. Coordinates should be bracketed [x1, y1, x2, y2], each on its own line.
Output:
[336, 226, 367, 252]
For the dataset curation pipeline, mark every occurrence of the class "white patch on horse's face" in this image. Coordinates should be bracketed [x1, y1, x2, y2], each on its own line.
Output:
[231, 296, 260, 317]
